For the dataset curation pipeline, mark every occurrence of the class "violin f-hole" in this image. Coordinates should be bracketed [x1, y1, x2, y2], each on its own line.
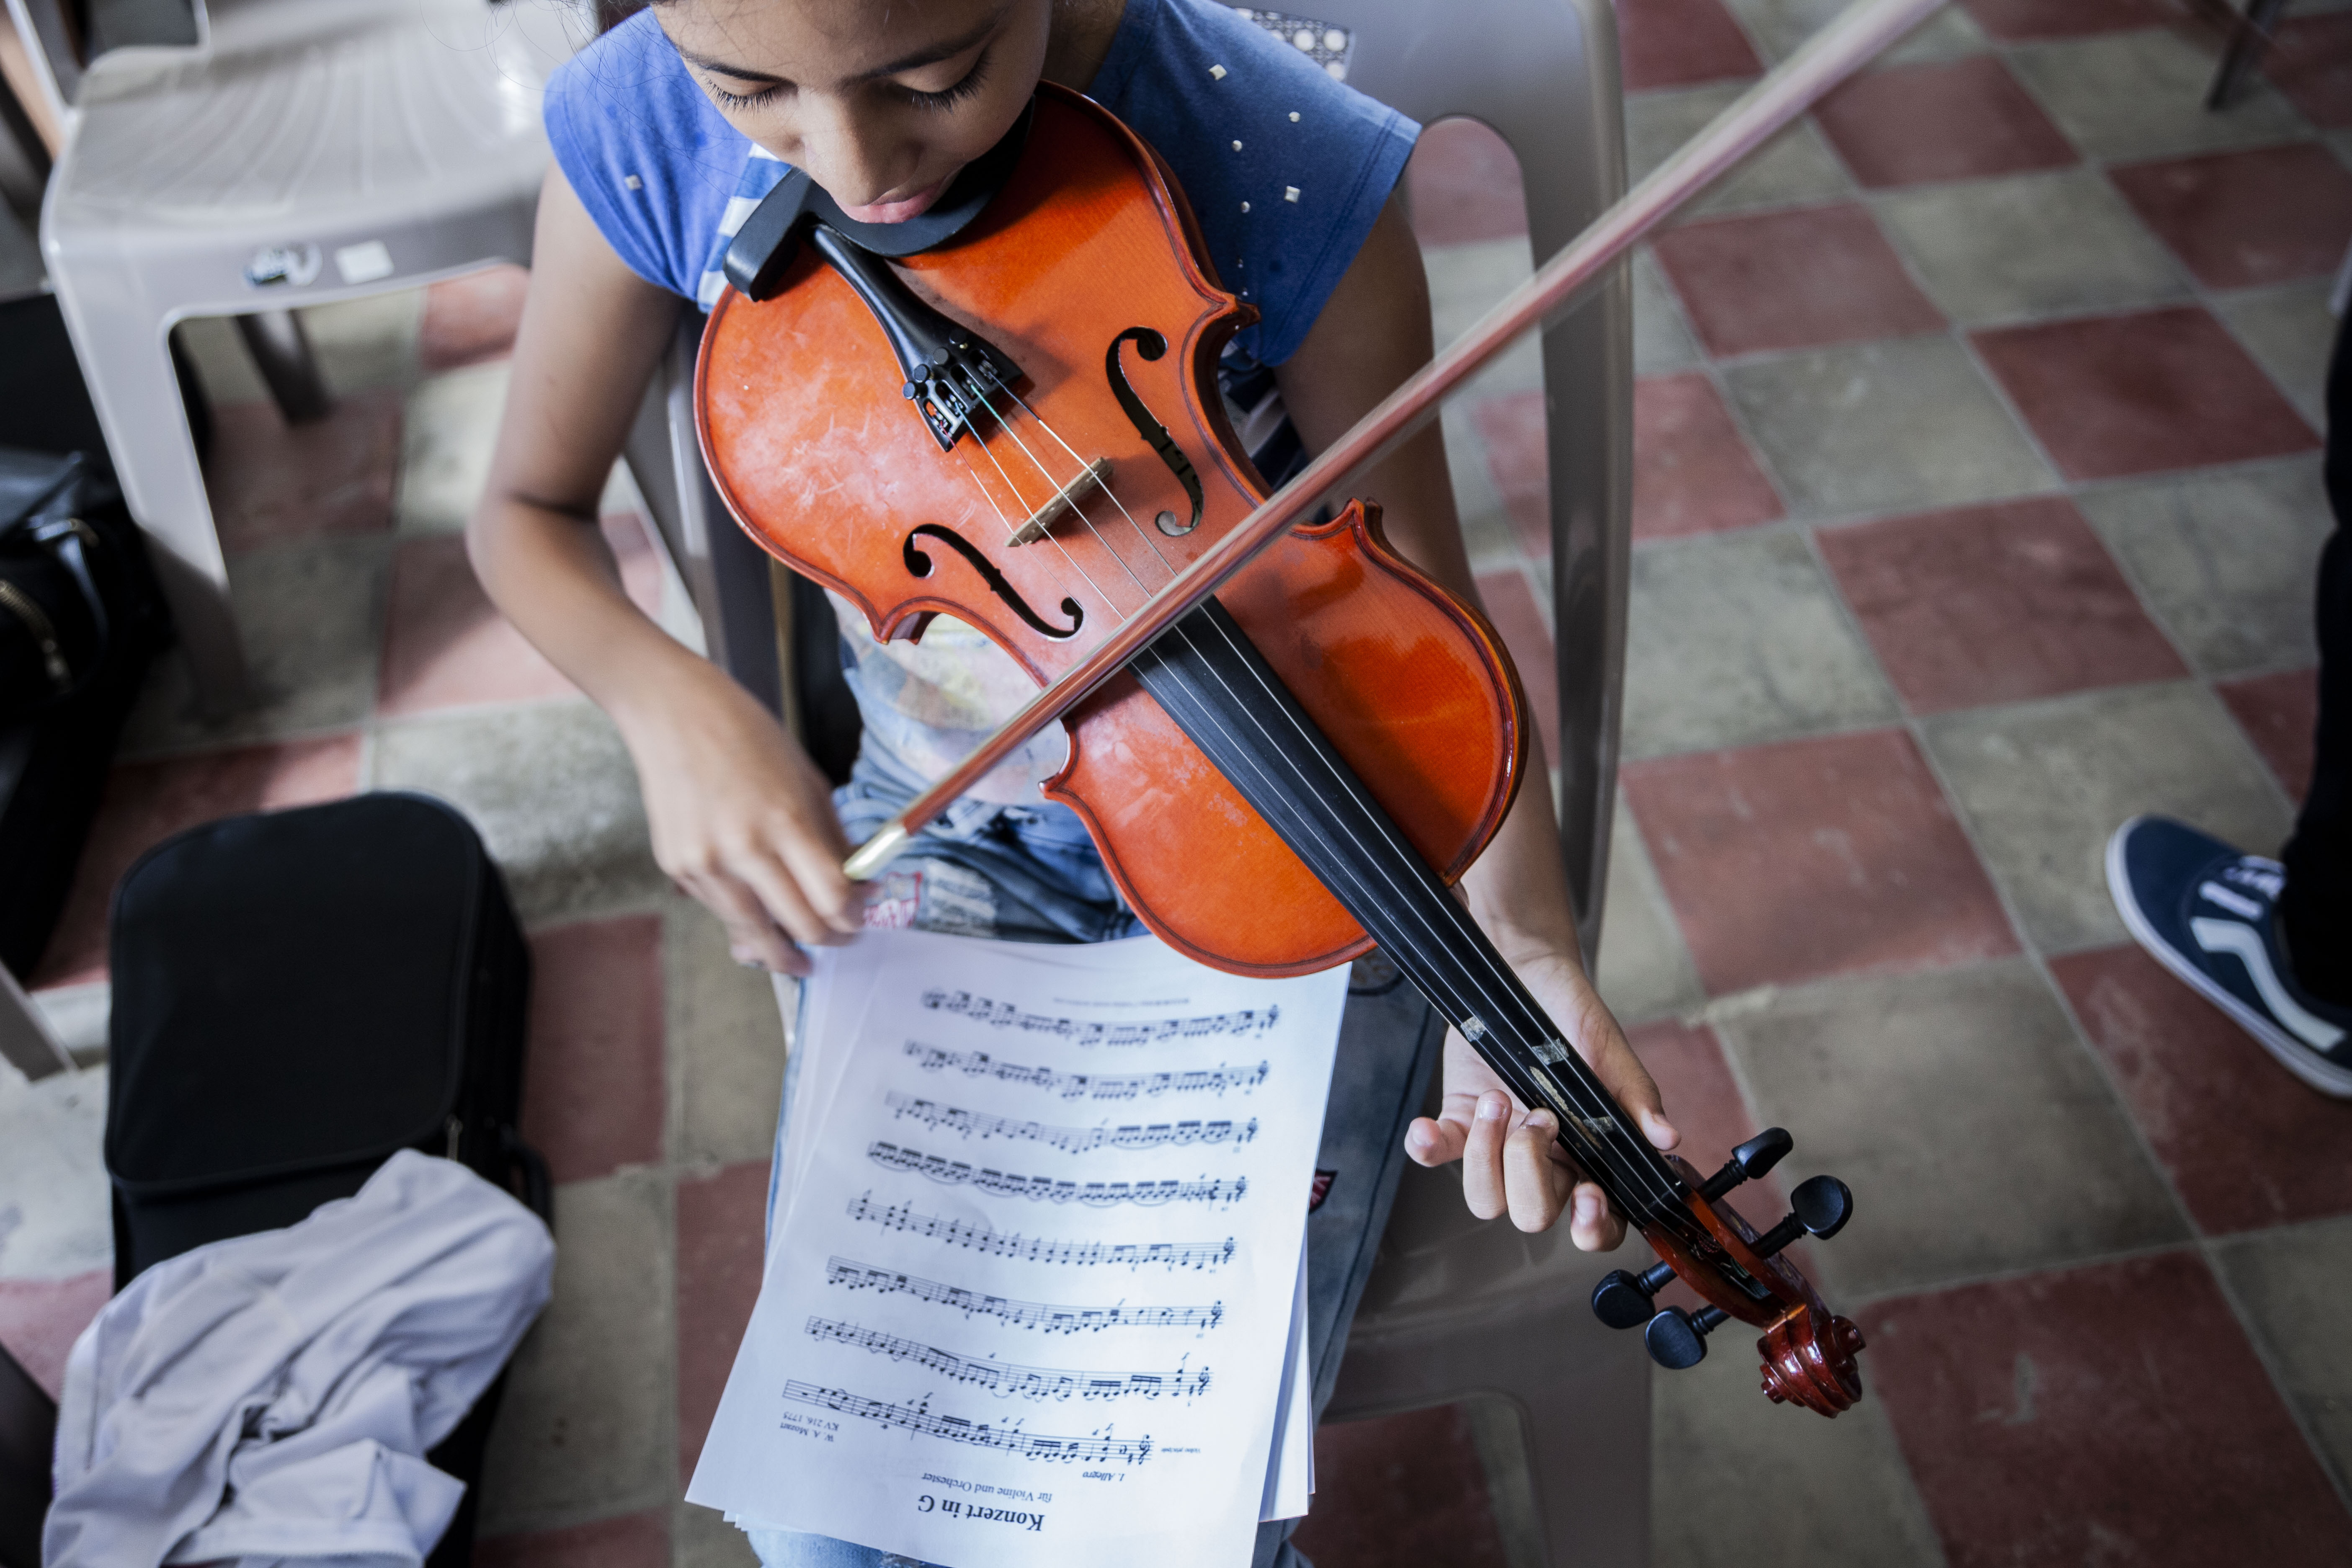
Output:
[902, 524, 1084, 639]
[1106, 328, 1205, 536]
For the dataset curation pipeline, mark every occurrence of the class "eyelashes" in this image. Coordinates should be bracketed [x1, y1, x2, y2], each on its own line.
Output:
[700, 45, 991, 116]
[905, 46, 991, 113]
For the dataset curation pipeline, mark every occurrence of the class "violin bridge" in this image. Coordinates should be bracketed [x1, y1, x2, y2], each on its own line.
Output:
[1006, 458, 1113, 546]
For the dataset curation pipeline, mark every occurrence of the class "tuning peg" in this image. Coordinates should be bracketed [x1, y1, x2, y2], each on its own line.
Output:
[1697, 1127, 1793, 1202]
[1643, 1304, 1729, 1369]
[1591, 1261, 1678, 1330]
[1751, 1173, 1854, 1258]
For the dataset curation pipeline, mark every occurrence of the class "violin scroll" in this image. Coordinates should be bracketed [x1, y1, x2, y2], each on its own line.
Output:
[1589, 1124, 1866, 1417]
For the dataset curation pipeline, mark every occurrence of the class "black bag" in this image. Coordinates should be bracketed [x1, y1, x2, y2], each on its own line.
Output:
[104, 791, 549, 1567]
[0, 297, 175, 980]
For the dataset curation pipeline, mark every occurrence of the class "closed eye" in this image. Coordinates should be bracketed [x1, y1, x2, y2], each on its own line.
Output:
[706, 79, 784, 110]
[905, 46, 990, 112]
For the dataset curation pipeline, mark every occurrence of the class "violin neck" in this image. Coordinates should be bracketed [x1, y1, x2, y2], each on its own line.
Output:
[1130, 601, 1691, 1232]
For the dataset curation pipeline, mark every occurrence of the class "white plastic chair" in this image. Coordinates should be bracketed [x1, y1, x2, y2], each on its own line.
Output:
[20, 0, 583, 711]
[625, 2, 1646, 1560]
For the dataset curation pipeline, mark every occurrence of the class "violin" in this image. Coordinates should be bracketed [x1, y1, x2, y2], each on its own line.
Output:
[692, 4, 1928, 1412]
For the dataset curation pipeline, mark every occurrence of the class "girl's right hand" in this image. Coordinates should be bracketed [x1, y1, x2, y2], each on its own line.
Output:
[616, 656, 866, 975]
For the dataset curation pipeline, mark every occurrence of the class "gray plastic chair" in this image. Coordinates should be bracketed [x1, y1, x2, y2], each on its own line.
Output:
[624, 3, 1646, 1561]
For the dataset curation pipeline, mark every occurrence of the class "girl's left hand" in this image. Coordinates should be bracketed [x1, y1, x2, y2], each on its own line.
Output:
[1403, 950, 1679, 1247]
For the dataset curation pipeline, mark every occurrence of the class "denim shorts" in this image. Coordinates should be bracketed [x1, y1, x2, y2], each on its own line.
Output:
[739, 744, 1443, 1568]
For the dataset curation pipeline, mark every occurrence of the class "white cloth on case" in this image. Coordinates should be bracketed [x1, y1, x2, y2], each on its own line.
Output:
[45, 1150, 554, 1568]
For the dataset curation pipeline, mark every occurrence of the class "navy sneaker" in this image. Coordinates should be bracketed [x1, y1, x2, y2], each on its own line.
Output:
[2107, 816, 2352, 1097]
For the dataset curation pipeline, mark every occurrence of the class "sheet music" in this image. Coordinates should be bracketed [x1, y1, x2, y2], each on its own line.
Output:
[693, 929, 1347, 1566]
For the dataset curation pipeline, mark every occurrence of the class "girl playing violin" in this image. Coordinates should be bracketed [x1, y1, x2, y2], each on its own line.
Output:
[471, 0, 1680, 1558]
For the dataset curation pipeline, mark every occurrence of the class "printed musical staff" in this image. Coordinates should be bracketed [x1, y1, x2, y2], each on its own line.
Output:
[848, 1193, 1235, 1271]
[869, 1142, 1248, 1207]
[923, 989, 1279, 1044]
[806, 1318, 1213, 1402]
[827, 1257, 1225, 1333]
[903, 1042, 1269, 1101]
[784, 1381, 1155, 1466]
[885, 1091, 1257, 1153]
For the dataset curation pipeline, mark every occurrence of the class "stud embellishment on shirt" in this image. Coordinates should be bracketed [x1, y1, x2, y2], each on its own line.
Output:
[1284, 186, 1300, 202]
[1233, 139, 1244, 150]
[1240, 201, 1251, 212]
[1210, 63, 1228, 79]
[623, 174, 642, 190]
[1289, 111, 1302, 122]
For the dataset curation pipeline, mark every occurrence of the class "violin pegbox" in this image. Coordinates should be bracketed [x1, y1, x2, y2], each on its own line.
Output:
[1589, 1126, 1867, 1417]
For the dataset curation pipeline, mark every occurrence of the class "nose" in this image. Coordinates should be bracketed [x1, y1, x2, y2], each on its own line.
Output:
[790, 95, 910, 209]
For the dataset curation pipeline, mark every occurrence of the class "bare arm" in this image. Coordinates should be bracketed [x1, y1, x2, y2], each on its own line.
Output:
[1274, 196, 1677, 1243]
[468, 166, 862, 973]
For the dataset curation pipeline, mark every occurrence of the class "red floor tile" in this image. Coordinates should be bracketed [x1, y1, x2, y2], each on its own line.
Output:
[419, 264, 530, 373]
[1632, 372, 1783, 540]
[1289, 1404, 1511, 1568]
[378, 514, 664, 717]
[1972, 306, 2318, 481]
[1470, 391, 1550, 560]
[1817, 497, 2187, 715]
[1622, 728, 2019, 995]
[1614, 0, 1762, 91]
[523, 916, 665, 1184]
[2109, 144, 2352, 289]
[1650, 204, 1945, 358]
[476, 1509, 668, 1568]
[2218, 666, 2319, 802]
[1959, 0, 2184, 41]
[2269, 14, 2352, 129]
[2052, 945, 2352, 1234]
[1475, 567, 1559, 773]
[677, 1158, 771, 1485]
[1815, 56, 2078, 189]
[29, 735, 363, 988]
[0, 1270, 111, 1400]
[1865, 1253, 2352, 1565]
[204, 390, 400, 554]
[1406, 118, 1528, 247]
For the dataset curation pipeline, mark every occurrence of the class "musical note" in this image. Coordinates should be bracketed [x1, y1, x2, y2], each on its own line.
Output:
[922, 989, 1279, 1045]
[885, 1091, 1257, 1153]
[847, 1193, 1235, 1271]
[827, 1257, 1224, 1333]
[903, 1043, 1270, 1100]
[806, 1318, 1213, 1403]
[869, 1142, 1248, 1207]
[784, 1381, 1155, 1465]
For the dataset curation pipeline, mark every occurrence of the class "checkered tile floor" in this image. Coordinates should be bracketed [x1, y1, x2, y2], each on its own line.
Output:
[4, 0, 2350, 1561]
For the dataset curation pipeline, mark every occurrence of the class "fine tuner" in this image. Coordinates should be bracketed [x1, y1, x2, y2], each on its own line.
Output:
[1591, 1127, 1857, 1392]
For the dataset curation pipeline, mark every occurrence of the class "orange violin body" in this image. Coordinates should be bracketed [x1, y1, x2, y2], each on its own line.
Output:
[696, 86, 1526, 977]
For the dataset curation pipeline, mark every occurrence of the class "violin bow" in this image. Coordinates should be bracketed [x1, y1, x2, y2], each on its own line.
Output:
[843, 0, 1950, 881]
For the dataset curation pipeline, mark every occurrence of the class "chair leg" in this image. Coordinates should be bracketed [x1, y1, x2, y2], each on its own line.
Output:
[232, 309, 333, 426]
[0, 965, 72, 1081]
[52, 291, 250, 712]
[2208, 0, 2294, 110]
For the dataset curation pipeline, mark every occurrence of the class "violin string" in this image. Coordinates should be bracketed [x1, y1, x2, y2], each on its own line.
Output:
[961, 456, 1122, 624]
[969, 389, 1157, 605]
[1143, 614, 1685, 1220]
[993, 383, 1184, 584]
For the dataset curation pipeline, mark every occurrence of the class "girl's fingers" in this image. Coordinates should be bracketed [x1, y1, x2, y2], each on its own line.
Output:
[684, 869, 806, 975]
[1501, 1110, 1569, 1233]
[775, 826, 869, 937]
[733, 840, 854, 951]
[1457, 1091, 1512, 1220]
[1405, 1114, 1464, 1168]
[1566, 1180, 1625, 1251]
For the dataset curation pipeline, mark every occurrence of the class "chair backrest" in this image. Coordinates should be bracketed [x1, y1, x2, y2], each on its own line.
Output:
[1297, 0, 1632, 960]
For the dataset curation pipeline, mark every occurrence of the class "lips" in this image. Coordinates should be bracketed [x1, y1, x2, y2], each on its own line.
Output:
[838, 171, 956, 225]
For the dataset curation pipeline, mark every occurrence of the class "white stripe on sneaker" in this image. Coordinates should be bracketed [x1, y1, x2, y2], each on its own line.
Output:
[2192, 918, 2347, 1050]
[2198, 880, 2264, 919]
